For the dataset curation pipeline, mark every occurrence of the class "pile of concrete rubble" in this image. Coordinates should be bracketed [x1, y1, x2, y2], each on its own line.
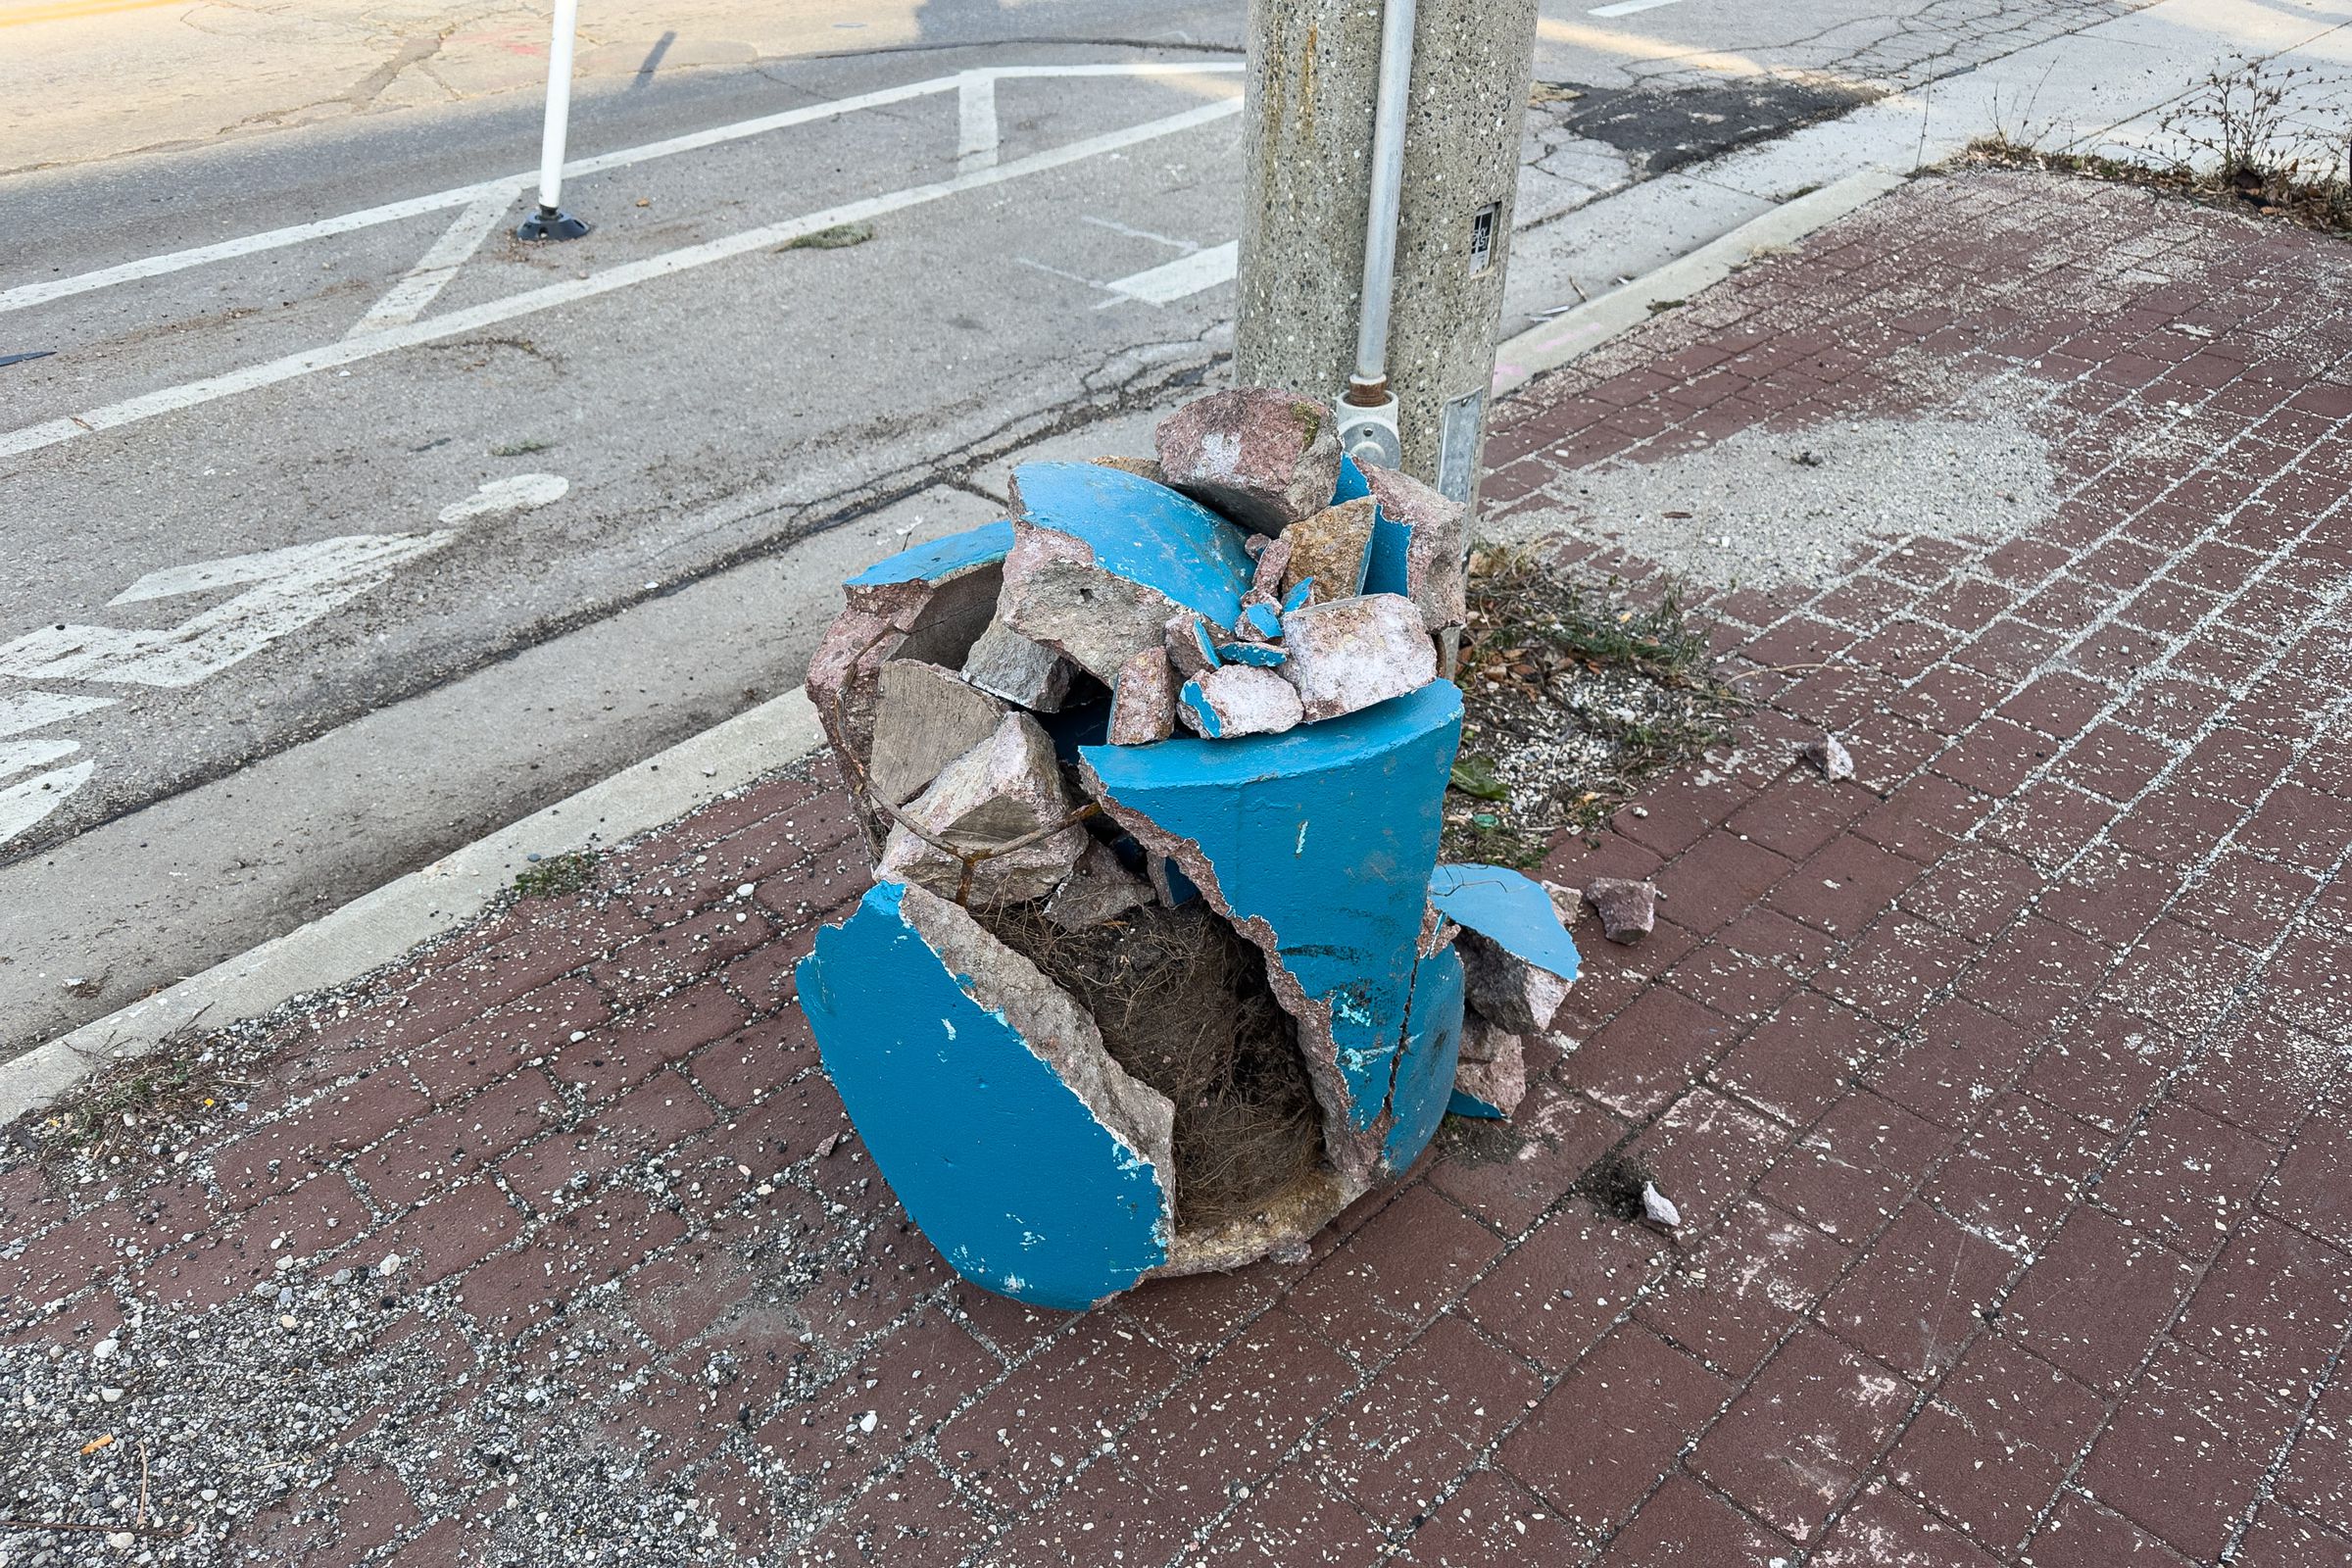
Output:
[796, 386, 1587, 1309]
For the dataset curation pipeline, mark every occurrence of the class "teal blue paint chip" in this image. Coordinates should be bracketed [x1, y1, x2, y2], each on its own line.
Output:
[1333, 454, 1372, 505]
[1176, 677, 1221, 737]
[1241, 603, 1281, 639]
[1384, 945, 1464, 1167]
[1282, 578, 1314, 612]
[1447, 1089, 1508, 1119]
[845, 520, 1014, 586]
[1189, 617, 1222, 669]
[1216, 642, 1287, 666]
[1011, 462, 1254, 628]
[1083, 682, 1463, 1140]
[1362, 499, 1412, 598]
[1429, 862, 1583, 984]
[797, 882, 1171, 1309]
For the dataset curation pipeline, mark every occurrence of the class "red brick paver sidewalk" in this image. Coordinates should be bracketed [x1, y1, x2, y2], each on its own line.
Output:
[7, 169, 2351, 1566]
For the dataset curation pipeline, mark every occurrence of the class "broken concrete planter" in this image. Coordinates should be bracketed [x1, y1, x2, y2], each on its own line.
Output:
[796, 387, 1572, 1310]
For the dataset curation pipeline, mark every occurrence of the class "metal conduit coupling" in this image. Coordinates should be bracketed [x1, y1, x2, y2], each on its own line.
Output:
[1339, 0, 1415, 470]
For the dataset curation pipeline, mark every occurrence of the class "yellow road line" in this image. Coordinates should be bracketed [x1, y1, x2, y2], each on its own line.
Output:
[1537, 15, 1890, 93]
[0, 0, 190, 27]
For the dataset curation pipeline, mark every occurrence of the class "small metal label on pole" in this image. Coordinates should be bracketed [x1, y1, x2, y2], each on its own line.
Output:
[1437, 388, 1485, 502]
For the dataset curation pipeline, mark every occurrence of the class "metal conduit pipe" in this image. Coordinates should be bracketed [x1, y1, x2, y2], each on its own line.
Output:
[1336, 0, 1415, 469]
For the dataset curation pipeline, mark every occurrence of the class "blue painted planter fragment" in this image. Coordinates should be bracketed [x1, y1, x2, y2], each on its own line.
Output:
[1385, 945, 1466, 1166]
[1010, 462, 1255, 629]
[846, 520, 1015, 589]
[798, 881, 1175, 1310]
[1429, 862, 1584, 986]
[1448, 1087, 1509, 1119]
[1216, 641, 1288, 667]
[1082, 681, 1464, 1180]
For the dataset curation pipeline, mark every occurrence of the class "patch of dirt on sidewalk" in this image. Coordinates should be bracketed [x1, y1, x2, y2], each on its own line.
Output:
[1444, 552, 1740, 866]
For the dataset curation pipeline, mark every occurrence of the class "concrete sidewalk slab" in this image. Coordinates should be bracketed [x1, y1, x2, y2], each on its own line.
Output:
[7, 167, 2352, 1567]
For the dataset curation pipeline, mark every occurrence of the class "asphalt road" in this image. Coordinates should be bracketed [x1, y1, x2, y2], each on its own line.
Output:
[1, 0, 2290, 1054]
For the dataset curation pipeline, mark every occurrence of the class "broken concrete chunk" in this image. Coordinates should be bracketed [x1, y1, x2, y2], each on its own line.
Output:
[1283, 579, 1314, 613]
[1091, 455, 1167, 485]
[1280, 497, 1376, 605]
[962, 617, 1079, 710]
[1178, 665, 1303, 739]
[796, 879, 1175, 1307]
[1582, 877, 1658, 944]
[1361, 466, 1469, 630]
[1458, 929, 1573, 1037]
[812, 525, 1015, 851]
[1251, 535, 1295, 600]
[1641, 1181, 1681, 1229]
[1154, 387, 1344, 536]
[1003, 555, 1185, 684]
[1280, 593, 1439, 722]
[876, 710, 1089, 906]
[1045, 838, 1155, 930]
[1106, 645, 1178, 747]
[867, 661, 1007, 807]
[1082, 682, 1464, 1185]
[1457, 1010, 1515, 1064]
[1448, 1027, 1527, 1119]
[1165, 612, 1220, 678]
[1146, 854, 1200, 907]
[1801, 731, 1855, 781]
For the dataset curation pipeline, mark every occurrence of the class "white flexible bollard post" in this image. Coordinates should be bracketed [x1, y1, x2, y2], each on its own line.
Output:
[518, 0, 591, 240]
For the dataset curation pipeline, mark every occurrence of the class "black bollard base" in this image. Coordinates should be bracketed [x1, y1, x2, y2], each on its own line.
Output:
[516, 206, 592, 241]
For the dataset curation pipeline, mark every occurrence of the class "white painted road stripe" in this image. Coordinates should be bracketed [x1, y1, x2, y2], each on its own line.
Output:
[1099, 239, 1238, 306]
[0, 98, 1243, 464]
[1589, 0, 1684, 16]
[348, 185, 522, 336]
[0, 690, 116, 737]
[0, 760, 93, 848]
[0, 62, 1244, 318]
[957, 73, 999, 173]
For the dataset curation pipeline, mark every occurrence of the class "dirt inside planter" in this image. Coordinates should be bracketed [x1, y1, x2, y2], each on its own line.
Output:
[982, 898, 1325, 1231]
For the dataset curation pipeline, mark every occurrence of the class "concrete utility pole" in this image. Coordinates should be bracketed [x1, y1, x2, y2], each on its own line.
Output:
[1235, 0, 1539, 508]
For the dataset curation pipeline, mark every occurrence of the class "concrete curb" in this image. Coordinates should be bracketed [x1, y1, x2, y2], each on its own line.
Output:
[0, 688, 824, 1124]
[1491, 168, 1909, 396]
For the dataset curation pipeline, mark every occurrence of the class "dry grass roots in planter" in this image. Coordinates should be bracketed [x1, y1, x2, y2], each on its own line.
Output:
[981, 899, 1323, 1230]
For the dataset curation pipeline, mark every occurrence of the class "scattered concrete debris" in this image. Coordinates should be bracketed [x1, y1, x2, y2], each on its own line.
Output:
[1153, 385, 1345, 535]
[874, 711, 1089, 906]
[866, 661, 1004, 806]
[1107, 644, 1178, 746]
[1641, 1180, 1682, 1230]
[1800, 730, 1855, 780]
[1282, 594, 1440, 721]
[1281, 497, 1376, 604]
[1583, 876, 1659, 943]
[962, 617, 1079, 711]
[797, 385, 1575, 1307]
[1179, 665, 1304, 738]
